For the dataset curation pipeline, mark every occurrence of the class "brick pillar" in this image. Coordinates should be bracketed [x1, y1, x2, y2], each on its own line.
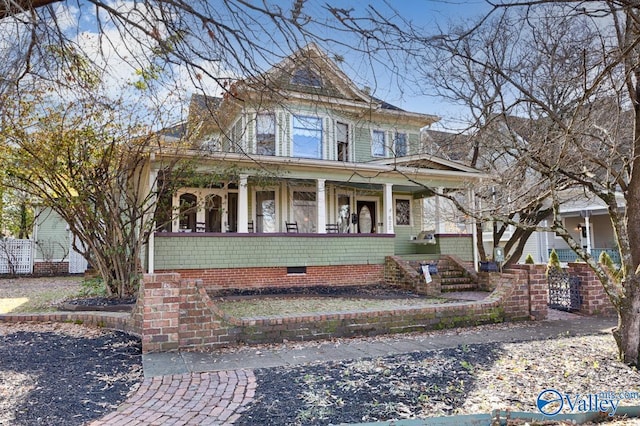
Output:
[568, 263, 616, 316]
[140, 273, 234, 353]
[526, 265, 548, 320]
[503, 265, 548, 321]
[141, 273, 181, 352]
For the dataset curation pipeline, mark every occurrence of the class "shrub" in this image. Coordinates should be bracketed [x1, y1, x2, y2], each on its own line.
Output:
[599, 251, 621, 280]
[77, 277, 107, 298]
[546, 249, 562, 276]
[525, 254, 535, 264]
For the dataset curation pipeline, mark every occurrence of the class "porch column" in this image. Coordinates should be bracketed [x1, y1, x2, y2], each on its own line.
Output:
[148, 169, 157, 274]
[470, 188, 478, 272]
[238, 174, 249, 233]
[317, 178, 326, 233]
[435, 187, 446, 234]
[384, 183, 394, 234]
[584, 214, 592, 254]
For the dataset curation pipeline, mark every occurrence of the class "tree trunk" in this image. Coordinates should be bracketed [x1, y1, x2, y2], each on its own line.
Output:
[613, 275, 640, 366]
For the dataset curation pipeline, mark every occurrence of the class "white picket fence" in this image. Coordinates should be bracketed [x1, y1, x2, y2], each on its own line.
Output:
[0, 239, 34, 274]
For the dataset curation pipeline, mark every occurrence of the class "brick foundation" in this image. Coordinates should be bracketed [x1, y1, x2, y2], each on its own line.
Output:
[33, 261, 69, 276]
[155, 264, 384, 290]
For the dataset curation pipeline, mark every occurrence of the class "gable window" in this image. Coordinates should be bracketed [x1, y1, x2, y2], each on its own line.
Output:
[395, 198, 411, 226]
[293, 115, 323, 159]
[256, 113, 276, 156]
[336, 122, 349, 161]
[372, 130, 386, 157]
[394, 132, 408, 157]
[291, 66, 322, 87]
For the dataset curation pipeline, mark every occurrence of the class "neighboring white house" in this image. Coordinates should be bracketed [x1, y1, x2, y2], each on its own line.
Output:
[32, 208, 88, 274]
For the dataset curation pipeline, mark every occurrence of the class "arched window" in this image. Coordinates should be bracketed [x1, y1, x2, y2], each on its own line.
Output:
[179, 193, 198, 232]
[205, 194, 222, 232]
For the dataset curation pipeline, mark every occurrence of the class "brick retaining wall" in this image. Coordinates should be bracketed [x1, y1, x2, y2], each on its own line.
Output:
[134, 267, 551, 352]
[0, 311, 136, 335]
[3, 263, 617, 353]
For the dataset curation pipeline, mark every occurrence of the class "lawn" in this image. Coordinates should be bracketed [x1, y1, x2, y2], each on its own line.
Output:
[0, 276, 96, 314]
[216, 296, 449, 318]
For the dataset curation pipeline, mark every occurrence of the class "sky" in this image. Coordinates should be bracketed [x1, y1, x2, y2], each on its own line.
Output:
[42, 1, 495, 129]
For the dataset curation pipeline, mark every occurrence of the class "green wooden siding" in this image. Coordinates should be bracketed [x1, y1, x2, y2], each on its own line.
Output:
[414, 234, 474, 262]
[154, 235, 394, 269]
[35, 209, 69, 261]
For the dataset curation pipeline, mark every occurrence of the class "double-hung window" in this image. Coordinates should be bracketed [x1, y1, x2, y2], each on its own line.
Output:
[256, 113, 276, 156]
[372, 130, 386, 157]
[293, 115, 323, 159]
[336, 122, 349, 161]
[394, 132, 408, 157]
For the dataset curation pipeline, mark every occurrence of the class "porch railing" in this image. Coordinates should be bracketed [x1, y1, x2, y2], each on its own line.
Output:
[550, 248, 620, 265]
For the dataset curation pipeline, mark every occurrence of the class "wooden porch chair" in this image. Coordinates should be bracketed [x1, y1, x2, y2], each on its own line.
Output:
[325, 223, 340, 233]
[285, 221, 299, 233]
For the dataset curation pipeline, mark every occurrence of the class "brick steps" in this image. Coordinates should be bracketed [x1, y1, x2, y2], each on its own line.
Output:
[409, 259, 479, 292]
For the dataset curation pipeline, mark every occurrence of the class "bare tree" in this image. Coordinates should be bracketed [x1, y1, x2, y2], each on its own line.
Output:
[408, 3, 640, 365]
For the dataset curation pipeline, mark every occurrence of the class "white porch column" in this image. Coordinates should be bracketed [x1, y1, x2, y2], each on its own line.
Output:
[147, 169, 158, 274]
[584, 214, 592, 254]
[470, 188, 479, 272]
[384, 183, 394, 234]
[238, 174, 249, 233]
[435, 187, 446, 234]
[317, 178, 326, 233]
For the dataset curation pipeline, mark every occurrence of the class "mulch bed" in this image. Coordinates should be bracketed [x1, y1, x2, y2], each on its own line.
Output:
[237, 344, 500, 425]
[0, 323, 142, 426]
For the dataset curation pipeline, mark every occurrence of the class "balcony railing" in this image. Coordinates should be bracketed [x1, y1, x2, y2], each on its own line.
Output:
[550, 248, 621, 265]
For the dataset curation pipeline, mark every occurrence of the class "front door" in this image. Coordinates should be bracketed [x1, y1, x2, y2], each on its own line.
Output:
[356, 201, 376, 233]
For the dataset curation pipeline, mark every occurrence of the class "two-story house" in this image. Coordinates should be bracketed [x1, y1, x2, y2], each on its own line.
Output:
[140, 43, 486, 289]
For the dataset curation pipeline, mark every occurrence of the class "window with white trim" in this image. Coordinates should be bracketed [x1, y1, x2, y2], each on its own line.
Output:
[256, 113, 276, 156]
[394, 132, 408, 157]
[395, 198, 411, 226]
[293, 115, 323, 159]
[372, 130, 386, 157]
[336, 122, 349, 161]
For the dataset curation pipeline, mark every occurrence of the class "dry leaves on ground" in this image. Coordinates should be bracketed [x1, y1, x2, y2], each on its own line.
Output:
[237, 333, 640, 425]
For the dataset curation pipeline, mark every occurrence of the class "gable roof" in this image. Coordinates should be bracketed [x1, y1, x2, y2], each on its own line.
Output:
[368, 153, 482, 174]
[190, 43, 438, 131]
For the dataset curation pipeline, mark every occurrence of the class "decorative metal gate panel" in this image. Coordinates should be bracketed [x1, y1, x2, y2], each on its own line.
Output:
[548, 269, 582, 311]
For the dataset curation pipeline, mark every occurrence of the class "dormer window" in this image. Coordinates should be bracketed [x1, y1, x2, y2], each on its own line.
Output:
[291, 66, 322, 87]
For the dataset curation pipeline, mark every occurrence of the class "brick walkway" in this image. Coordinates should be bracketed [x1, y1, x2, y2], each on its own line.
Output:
[89, 370, 256, 426]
